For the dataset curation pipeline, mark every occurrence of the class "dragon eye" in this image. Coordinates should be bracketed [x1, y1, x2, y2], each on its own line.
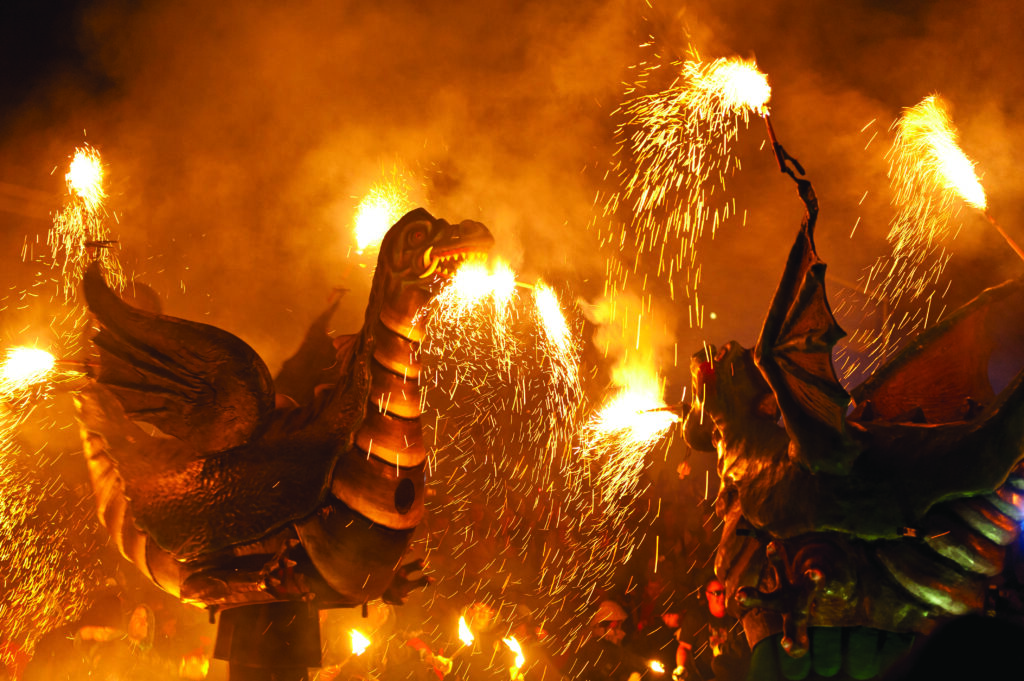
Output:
[407, 227, 427, 245]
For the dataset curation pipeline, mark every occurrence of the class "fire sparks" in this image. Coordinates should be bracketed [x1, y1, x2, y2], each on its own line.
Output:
[0, 347, 56, 400]
[66, 146, 106, 211]
[690, 57, 772, 117]
[848, 96, 996, 376]
[580, 366, 679, 505]
[353, 170, 416, 253]
[893, 95, 985, 211]
[599, 55, 771, 330]
[350, 629, 371, 656]
[50, 144, 124, 298]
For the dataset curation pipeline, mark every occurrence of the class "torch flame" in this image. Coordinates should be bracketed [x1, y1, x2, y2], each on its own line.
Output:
[350, 629, 371, 656]
[458, 615, 474, 646]
[895, 95, 986, 210]
[0, 348, 56, 398]
[503, 636, 525, 670]
[66, 146, 105, 211]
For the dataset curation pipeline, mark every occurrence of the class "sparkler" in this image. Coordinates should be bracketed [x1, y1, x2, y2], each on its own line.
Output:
[50, 144, 124, 298]
[852, 95, 1024, 376]
[888, 95, 1024, 262]
[601, 54, 773, 328]
[352, 169, 416, 253]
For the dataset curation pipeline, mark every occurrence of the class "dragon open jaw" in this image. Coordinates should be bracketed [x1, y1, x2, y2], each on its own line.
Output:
[418, 246, 490, 279]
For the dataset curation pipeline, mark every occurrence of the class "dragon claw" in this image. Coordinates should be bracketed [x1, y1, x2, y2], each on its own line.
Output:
[382, 558, 434, 605]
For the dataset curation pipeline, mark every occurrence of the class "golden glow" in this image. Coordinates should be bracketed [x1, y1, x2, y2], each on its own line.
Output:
[350, 629, 371, 656]
[649, 660, 666, 674]
[503, 636, 525, 670]
[458, 615, 475, 646]
[66, 146, 105, 211]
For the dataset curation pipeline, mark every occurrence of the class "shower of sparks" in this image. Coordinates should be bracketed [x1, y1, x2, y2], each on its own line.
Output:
[598, 55, 771, 328]
[353, 169, 416, 253]
[457, 615, 475, 646]
[579, 366, 678, 506]
[532, 282, 581, 398]
[848, 96, 988, 377]
[50, 144, 124, 299]
[427, 259, 520, 366]
[350, 629, 371, 656]
[503, 636, 525, 670]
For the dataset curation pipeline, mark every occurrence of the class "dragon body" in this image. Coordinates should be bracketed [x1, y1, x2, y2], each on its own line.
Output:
[684, 177, 1024, 676]
[74, 209, 492, 674]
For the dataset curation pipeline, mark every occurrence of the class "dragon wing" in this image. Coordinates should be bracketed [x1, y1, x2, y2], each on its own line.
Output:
[273, 297, 345, 405]
[754, 179, 860, 474]
[851, 279, 1024, 423]
[83, 262, 275, 454]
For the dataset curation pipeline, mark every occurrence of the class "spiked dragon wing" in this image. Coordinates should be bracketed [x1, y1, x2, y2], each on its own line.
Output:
[851, 279, 1024, 423]
[83, 261, 275, 454]
[754, 179, 861, 474]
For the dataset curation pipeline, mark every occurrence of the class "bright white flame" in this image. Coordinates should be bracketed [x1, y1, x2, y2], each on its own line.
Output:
[648, 660, 666, 674]
[0, 348, 56, 392]
[697, 57, 772, 115]
[458, 616, 475, 646]
[350, 629, 371, 656]
[503, 636, 525, 670]
[353, 172, 415, 253]
[66, 147, 105, 211]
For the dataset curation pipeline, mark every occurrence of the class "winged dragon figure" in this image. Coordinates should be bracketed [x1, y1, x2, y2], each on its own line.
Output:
[683, 174, 1024, 679]
[74, 209, 493, 678]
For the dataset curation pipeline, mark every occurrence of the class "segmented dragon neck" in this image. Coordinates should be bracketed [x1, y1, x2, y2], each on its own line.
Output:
[351, 284, 429, 466]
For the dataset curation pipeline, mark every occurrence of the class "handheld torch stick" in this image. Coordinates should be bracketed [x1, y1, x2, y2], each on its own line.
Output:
[983, 211, 1024, 264]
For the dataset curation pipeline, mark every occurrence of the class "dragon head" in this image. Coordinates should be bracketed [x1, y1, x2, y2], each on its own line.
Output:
[378, 208, 494, 289]
[371, 207, 494, 340]
[684, 341, 779, 451]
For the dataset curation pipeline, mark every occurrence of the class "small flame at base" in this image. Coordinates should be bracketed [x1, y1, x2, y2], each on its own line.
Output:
[350, 629, 371, 656]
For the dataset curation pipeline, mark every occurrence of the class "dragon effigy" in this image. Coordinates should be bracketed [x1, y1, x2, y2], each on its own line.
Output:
[74, 209, 493, 679]
[683, 174, 1024, 679]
